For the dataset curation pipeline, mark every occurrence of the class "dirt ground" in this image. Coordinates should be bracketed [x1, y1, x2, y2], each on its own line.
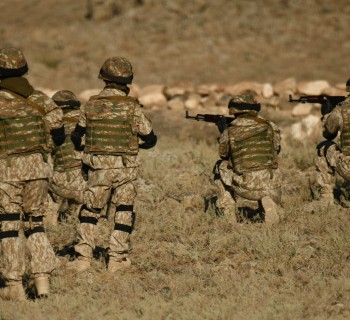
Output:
[1, 0, 350, 93]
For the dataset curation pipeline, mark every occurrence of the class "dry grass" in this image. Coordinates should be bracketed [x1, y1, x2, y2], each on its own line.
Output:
[1, 109, 350, 319]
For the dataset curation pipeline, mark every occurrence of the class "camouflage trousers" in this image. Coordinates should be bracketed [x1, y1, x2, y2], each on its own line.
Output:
[214, 160, 282, 215]
[75, 167, 138, 262]
[316, 141, 350, 194]
[45, 168, 86, 224]
[0, 179, 59, 284]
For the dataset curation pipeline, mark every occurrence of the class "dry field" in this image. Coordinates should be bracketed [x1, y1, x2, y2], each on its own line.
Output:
[1, 108, 350, 319]
[1, 0, 350, 319]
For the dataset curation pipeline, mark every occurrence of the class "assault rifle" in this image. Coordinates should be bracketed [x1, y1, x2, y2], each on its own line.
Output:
[185, 111, 235, 133]
[288, 94, 346, 115]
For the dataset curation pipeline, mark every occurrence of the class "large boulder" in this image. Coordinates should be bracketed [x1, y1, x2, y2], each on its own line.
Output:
[164, 84, 188, 99]
[273, 77, 297, 97]
[297, 80, 330, 95]
[184, 93, 202, 110]
[138, 84, 167, 109]
[261, 83, 274, 99]
[167, 97, 185, 111]
[321, 87, 347, 96]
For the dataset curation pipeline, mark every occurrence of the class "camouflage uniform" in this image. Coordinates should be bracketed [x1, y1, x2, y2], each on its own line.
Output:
[69, 57, 157, 272]
[0, 48, 64, 299]
[46, 90, 85, 224]
[214, 92, 282, 224]
[316, 86, 350, 203]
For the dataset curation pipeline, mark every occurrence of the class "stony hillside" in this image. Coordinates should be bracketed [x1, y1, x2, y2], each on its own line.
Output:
[1, 0, 349, 94]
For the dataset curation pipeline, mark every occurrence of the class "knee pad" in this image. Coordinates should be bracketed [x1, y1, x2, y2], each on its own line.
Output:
[0, 213, 21, 239]
[22, 214, 45, 238]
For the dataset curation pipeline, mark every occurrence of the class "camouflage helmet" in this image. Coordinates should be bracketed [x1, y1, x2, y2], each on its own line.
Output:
[98, 57, 133, 84]
[346, 79, 350, 92]
[228, 91, 261, 115]
[0, 47, 28, 78]
[52, 90, 81, 108]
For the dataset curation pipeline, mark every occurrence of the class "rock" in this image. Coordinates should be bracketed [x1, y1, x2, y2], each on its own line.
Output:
[297, 80, 330, 95]
[138, 84, 167, 109]
[196, 84, 224, 96]
[78, 88, 101, 102]
[321, 87, 347, 96]
[261, 83, 274, 99]
[167, 97, 185, 111]
[184, 93, 201, 109]
[292, 103, 313, 117]
[291, 115, 321, 141]
[139, 92, 167, 109]
[164, 85, 188, 99]
[201, 94, 217, 108]
[273, 77, 297, 97]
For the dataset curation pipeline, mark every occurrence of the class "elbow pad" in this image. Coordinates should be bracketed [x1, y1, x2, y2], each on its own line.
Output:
[139, 130, 157, 149]
[50, 126, 65, 146]
[71, 124, 86, 149]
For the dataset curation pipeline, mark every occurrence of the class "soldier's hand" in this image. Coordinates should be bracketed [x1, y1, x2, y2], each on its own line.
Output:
[215, 117, 226, 133]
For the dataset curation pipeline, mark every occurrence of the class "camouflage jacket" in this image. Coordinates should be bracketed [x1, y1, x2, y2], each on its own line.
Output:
[218, 114, 281, 164]
[0, 87, 63, 181]
[322, 96, 350, 140]
[78, 87, 154, 169]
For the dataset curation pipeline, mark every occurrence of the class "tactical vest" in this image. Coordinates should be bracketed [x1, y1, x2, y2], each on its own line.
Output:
[340, 104, 350, 156]
[53, 113, 81, 171]
[0, 91, 48, 158]
[228, 116, 277, 174]
[84, 95, 139, 155]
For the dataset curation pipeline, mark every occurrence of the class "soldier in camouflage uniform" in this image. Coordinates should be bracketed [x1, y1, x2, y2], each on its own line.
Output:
[68, 57, 157, 272]
[0, 48, 64, 300]
[315, 79, 350, 205]
[214, 92, 282, 224]
[46, 90, 85, 224]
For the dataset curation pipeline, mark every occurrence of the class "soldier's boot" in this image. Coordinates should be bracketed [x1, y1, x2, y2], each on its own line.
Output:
[0, 281, 26, 301]
[66, 256, 91, 272]
[261, 196, 279, 225]
[108, 258, 131, 273]
[34, 274, 50, 298]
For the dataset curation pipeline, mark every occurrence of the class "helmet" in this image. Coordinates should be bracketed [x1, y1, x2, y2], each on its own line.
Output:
[98, 57, 133, 84]
[0, 47, 28, 78]
[52, 90, 81, 108]
[346, 79, 350, 92]
[228, 91, 261, 115]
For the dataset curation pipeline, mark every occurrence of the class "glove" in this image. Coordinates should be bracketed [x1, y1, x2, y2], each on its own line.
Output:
[215, 117, 227, 133]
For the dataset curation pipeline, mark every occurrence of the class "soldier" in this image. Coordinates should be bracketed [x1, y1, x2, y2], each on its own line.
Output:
[214, 92, 282, 224]
[68, 57, 157, 272]
[315, 79, 350, 205]
[46, 90, 85, 224]
[0, 48, 64, 300]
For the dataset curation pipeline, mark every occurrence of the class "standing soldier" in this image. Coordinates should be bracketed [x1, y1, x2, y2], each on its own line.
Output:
[47, 90, 85, 224]
[0, 48, 64, 300]
[68, 57, 157, 272]
[214, 92, 282, 224]
[315, 79, 350, 205]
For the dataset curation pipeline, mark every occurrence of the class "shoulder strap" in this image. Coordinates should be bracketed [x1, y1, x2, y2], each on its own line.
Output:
[1, 89, 46, 116]
[89, 95, 136, 104]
